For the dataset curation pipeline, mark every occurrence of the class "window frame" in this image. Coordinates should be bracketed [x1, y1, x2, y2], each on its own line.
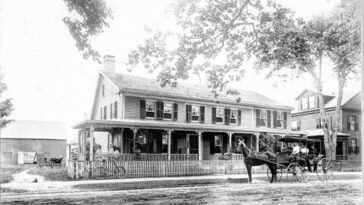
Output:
[214, 135, 223, 154]
[348, 115, 356, 131]
[163, 102, 173, 120]
[145, 100, 156, 119]
[191, 105, 200, 122]
[301, 97, 308, 110]
[259, 109, 267, 127]
[230, 109, 238, 125]
[308, 96, 315, 109]
[276, 111, 283, 128]
[216, 107, 225, 124]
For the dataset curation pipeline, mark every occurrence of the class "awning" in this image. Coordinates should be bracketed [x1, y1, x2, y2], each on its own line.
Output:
[304, 129, 350, 137]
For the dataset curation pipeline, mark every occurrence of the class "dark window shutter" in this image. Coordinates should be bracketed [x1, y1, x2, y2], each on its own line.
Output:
[283, 112, 287, 129]
[100, 108, 102, 120]
[140, 100, 146, 119]
[355, 123, 359, 131]
[256, 109, 260, 127]
[104, 106, 107, 120]
[267, 110, 271, 128]
[110, 103, 113, 119]
[212, 107, 217, 124]
[347, 115, 350, 130]
[273, 111, 277, 128]
[173, 103, 178, 121]
[200, 106, 205, 123]
[156, 101, 164, 120]
[186, 105, 192, 122]
[238, 110, 242, 125]
[225, 109, 230, 125]
[114, 101, 118, 118]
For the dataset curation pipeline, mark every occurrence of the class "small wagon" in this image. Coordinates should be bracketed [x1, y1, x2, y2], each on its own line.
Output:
[266, 136, 334, 182]
[34, 153, 64, 168]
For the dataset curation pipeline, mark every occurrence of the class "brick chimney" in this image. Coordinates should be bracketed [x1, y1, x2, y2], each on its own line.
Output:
[103, 55, 115, 73]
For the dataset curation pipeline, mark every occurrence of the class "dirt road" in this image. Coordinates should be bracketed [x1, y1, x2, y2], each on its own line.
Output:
[2, 179, 361, 205]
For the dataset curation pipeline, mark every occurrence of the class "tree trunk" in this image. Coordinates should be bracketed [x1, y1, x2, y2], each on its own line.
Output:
[332, 71, 345, 161]
[312, 54, 334, 160]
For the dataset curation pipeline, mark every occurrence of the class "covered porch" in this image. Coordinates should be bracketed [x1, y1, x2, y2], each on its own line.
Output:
[73, 119, 300, 162]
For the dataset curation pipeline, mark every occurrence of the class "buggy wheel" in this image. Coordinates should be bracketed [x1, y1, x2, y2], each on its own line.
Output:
[266, 166, 283, 182]
[316, 158, 333, 181]
[286, 163, 304, 182]
[93, 167, 106, 179]
[115, 166, 127, 178]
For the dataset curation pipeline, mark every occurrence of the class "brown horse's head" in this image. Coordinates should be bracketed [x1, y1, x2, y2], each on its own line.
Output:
[236, 139, 247, 152]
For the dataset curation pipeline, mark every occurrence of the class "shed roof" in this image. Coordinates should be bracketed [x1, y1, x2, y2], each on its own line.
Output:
[102, 72, 293, 110]
[0, 120, 67, 140]
[324, 90, 361, 109]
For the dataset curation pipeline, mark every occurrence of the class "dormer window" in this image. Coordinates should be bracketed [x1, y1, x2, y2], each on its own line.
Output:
[301, 97, 308, 110]
[309, 96, 315, 109]
[146, 100, 156, 118]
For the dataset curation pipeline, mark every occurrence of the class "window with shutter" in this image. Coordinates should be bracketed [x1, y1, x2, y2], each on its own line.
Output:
[156, 101, 164, 120]
[238, 110, 241, 125]
[173, 103, 178, 121]
[348, 115, 356, 131]
[191, 105, 200, 122]
[140, 99, 146, 119]
[273, 111, 277, 128]
[200, 106, 205, 123]
[212, 107, 217, 124]
[225, 109, 230, 125]
[104, 106, 107, 120]
[302, 97, 308, 110]
[259, 110, 267, 127]
[283, 112, 287, 129]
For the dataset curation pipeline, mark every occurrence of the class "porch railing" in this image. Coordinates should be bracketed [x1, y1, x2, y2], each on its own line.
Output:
[94, 154, 199, 161]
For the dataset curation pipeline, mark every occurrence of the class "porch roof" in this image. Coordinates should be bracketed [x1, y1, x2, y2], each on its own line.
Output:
[303, 129, 350, 137]
[73, 119, 304, 136]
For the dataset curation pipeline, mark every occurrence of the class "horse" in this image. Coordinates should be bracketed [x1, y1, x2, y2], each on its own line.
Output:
[236, 139, 278, 183]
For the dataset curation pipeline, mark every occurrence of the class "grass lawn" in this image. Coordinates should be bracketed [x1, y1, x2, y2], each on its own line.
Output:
[0, 165, 27, 183]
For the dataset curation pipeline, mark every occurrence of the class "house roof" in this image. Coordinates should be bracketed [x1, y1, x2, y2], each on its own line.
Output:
[295, 89, 335, 100]
[0, 120, 67, 140]
[324, 90, 361, 109]
[101, 72, 293, 110]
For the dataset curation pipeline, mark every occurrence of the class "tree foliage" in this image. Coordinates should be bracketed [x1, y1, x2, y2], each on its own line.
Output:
[62, 0, 112, 63]
[259, 134, 277, 152]
[127, 0, 292, 92]
[0, 71, 14, 128]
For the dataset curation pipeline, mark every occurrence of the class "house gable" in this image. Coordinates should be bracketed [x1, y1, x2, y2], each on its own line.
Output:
[343, 92, 361, 110]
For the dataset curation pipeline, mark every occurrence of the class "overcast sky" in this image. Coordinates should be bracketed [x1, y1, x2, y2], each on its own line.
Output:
[0, 0, 361, 141]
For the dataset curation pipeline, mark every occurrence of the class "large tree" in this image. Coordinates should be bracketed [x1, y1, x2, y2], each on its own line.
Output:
[0, 70, 14, 128]
[62, 0, 112, 63]
[127, 0, 293, 92]
[250, 0, 360, 160]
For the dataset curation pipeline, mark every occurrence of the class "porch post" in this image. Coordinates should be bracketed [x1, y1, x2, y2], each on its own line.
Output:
[167, 129, 172, 161]
[250, 134, 253, 149]
[132, 128, 138, 152]
[120, 128, 124, 154]
[255, 133, 259, 152]
[89, 126, 94, 161]
[82, 130, 86, 158]
[198, 131, 203, 161]
[77, 130, 81, 154]
[228, 132, 233, 152]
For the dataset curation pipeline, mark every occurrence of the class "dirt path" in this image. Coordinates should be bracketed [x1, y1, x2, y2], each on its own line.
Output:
[1, 179, 362, 204]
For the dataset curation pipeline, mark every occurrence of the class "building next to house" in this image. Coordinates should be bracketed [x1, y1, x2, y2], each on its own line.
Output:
[73, 55, 300, 164]
[0, 120, 67, 164]
[291, 89, 361, 160]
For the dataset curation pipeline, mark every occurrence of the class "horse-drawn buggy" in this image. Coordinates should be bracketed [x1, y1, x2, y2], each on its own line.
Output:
[266, 136, 333, 182]
[236, 136, 334, 183]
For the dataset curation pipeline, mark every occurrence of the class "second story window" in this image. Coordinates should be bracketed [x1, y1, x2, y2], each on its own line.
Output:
[191, 105, 200, 122]
[216, 108, 225, 124]
[291, 120, 301, 131]
[276, 112, 283, 128]
[260, 110, 267, 127]
[146, 100, 156, 118]
[309, 96, 315, 109]
[163, 102, 173, 120]
[302, 97, 308, 110]
[230, 109, 238, 124]
[347, 115, 358, 131]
